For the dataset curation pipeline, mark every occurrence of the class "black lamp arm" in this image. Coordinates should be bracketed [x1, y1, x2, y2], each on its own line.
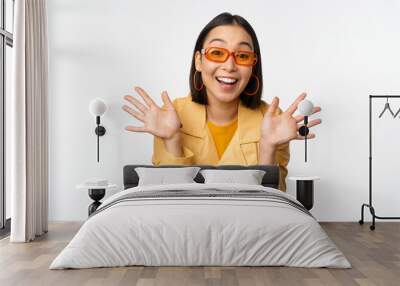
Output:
[298, 116, 310, 162]
[94, 116, 106, 162]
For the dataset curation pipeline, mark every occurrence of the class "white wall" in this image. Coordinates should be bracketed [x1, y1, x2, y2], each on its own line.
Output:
[47, 0, 400, 221]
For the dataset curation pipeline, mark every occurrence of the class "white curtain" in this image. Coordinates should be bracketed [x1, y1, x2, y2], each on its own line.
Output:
[9, 0, 48, 242]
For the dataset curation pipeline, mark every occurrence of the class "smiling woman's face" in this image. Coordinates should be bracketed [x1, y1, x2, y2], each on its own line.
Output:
[195, 24, 255, 104]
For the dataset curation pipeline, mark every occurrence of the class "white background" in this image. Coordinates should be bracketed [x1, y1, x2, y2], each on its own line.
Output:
[47, 0, 400, 221]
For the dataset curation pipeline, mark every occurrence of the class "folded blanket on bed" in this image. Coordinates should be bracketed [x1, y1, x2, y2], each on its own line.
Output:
[50, 183, 351, 269]
[90, 188, 314, 218]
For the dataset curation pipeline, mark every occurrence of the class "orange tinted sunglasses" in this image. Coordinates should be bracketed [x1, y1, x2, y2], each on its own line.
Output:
[201, 47, 257, 66]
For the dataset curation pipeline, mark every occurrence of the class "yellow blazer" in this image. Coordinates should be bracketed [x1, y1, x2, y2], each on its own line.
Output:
[152, 95, 290, 192]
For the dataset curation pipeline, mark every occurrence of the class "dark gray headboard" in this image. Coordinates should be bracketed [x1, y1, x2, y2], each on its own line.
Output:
[123, 165, 279, 190]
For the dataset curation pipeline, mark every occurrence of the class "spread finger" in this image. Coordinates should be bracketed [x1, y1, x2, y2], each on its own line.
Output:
[124, 95, 148, 113]
[134, 86, 156, 108]
[122, 105, 145, 122]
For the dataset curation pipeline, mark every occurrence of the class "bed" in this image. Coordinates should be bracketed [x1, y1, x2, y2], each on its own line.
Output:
[49, 164, 351, 269]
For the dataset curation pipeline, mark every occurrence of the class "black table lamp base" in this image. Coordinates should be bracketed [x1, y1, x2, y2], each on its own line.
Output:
[88, 189, 105, 216]
[296, 180, 314, 211]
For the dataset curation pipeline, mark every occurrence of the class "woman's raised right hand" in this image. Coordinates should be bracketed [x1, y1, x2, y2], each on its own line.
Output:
[122, 86, 182, 139]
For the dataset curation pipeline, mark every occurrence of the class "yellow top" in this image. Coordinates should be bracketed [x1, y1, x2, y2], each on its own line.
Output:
[207, 118, 238, 159]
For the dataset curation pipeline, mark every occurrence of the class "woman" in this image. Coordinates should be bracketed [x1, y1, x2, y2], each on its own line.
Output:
[122, 12, 321, 192]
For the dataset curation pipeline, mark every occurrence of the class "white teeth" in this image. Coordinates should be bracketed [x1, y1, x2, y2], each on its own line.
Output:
[217, 77, 238, 84]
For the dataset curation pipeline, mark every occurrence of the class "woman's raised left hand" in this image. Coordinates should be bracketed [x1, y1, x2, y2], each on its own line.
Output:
[260, 92, 322, 148]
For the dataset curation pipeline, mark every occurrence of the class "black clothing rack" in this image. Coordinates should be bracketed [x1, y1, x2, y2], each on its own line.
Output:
[359, 95, 400, 230]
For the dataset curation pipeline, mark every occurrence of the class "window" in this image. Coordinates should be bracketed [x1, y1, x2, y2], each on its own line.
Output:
[0, 0, 14, 236]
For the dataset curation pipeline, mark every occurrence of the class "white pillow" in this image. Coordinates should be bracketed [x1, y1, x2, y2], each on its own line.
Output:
[135, 167, 201, 186]
[200, 169, 266, 185]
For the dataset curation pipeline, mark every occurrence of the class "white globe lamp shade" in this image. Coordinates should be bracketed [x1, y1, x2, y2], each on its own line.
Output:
[89, 98, 107, 117]
[298, 99, 314, 116]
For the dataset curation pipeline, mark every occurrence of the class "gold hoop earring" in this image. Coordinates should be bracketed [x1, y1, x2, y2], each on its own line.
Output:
[244, 75, 260, 96]
[193, 71, 204, 91]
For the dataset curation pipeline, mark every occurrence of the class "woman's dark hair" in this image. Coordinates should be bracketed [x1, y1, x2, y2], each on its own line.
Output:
[189, 12, 263, 109]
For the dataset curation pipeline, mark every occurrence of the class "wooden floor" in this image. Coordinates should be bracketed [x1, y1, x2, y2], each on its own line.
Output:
[0, 222, 399, 286]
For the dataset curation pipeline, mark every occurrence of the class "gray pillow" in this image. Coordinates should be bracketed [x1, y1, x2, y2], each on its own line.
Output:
[135, 167, 201, 186]
[200, 169, 266, 185]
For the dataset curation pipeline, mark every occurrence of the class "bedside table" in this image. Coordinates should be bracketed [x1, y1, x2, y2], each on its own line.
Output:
[76, 183, 117, 216]
[288, 176, 320, 210]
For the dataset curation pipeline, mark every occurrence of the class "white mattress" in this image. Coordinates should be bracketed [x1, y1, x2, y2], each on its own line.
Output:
[50, 183, 351, 269]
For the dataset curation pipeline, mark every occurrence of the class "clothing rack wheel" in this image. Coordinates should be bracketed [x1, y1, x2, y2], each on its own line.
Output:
[359, 203, 376, 230]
